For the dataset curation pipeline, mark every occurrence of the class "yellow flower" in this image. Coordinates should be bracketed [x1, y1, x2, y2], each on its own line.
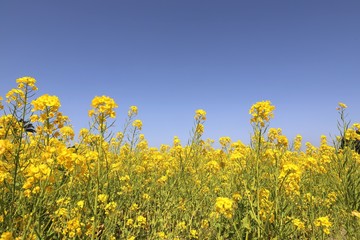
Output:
[195, 123, 204, 134]
[77, 200, 85, 209]
[279, 163, 302, 196]
[0, 232, 13, 240]
[31, 94, 61, 112]
[89, 95, 118, 118]
[232, 193, 242, 202]
[201, 219, 209, 229]
[351, 210, 360, 218]
[292, 218, 305, 230]
[30, 115, 39, 123]
[128, 105, 138, 116]
[105, 202, 117, 215]
[205, 160, 220, 173]
[314, 216, 332, 235]
[215, 197, 235, 219]
[132, 119, 143, 130]
[249, 100, 275, 127]
[16, 76, 37, 90]
[0, 140, 12, 155]
[55, 208, 68, 218]
[195, 109, 206, 121]
[97, 194, 108, 204]
[130, 203, 139, 211]
[277, 135, 288, 148]
[344, 129, 360, 141]
[173, 136, 181, 146]
[136, 215, 147, 225]
[157, 175, 168, 185]
[126, 218, 134, 227]
[0, 96, 3, 110]
[6, 89, 25, 104]
[294, 134, 302, 151]
[176, 221, 187, 231]
[338, 102, 347, 109]
[219, 136, 231, 147]
[352, 123, 360, 131]
[157, 231, 167, 239]
[65, 218, 82, 238]
[142, 193, 151, 201]
[60, 126, 75, 140]
[190, 229, 198, 239]
[267, 128, 281, 142]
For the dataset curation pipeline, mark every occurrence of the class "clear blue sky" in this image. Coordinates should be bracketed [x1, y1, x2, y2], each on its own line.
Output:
[1, 0, 359, 147]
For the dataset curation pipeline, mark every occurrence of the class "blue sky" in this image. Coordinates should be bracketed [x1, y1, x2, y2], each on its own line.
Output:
[1, 0, 359, 148]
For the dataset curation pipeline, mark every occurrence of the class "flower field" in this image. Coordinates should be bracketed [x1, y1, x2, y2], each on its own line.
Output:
[0, 77, 359, 239]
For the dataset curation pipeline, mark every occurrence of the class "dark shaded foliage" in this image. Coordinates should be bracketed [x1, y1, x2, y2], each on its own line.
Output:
[18, 119, 36, 133]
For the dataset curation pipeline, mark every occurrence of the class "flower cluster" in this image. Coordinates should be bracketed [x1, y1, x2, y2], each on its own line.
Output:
[31, 94, 61, 112]
[249, 100, 275, 127]
[314, 216, 332, 235]
[88, 95, 118, 119]
[194, 109, 206, 121]
[16, 76, 37, 90]
[214, 197, 235, 219]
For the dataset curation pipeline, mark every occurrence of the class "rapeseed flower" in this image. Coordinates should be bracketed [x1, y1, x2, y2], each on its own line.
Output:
[142, 193, 151, 201]
[55, 208, 68, 218]
[157, 232, 167, 239]
[136, 215, 147, 226]
[195, 109, 206, 121]
[105, 202, 117, 215]
[0, 232, 13, 240]
[190, 229, 198, 239]
[215, 197, 235, 219]
[232, 193, 242, 202]
[292, 218, 305, 230]
[132, 119, 143, 130]
[0, 140, 12, 155]
[337, 102, 347, 110]
[89, 95, 118, 118]
[16, 76, 37, 90]
[268, 128, 281, 142]
[64, 217, 83, 238]
[97, 194, 108, 204]
[352, 210, 360, 218]
[126, 218, 134, 226]
[195, 123, 204, 135]
[279, 163, 302, 196]
[219, 136, 231, 147]
[294, 134, 302, 151]
[344, 129, 360, 141]
[129, 203, 139, 211]
[249, 100, 275, 127]
[173, 136, 181, 146]
[77, 200, 85, 209]
[314, 216, 332, 235]
[6, 89, 25, 106]
[31, 94, 61, 112]
[176, 221, 187, 231]
[128, 105, 138, 116]
[259, 188, 274, 222]
[60, 126, 75, 140]
[277, 135, 288, 148]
